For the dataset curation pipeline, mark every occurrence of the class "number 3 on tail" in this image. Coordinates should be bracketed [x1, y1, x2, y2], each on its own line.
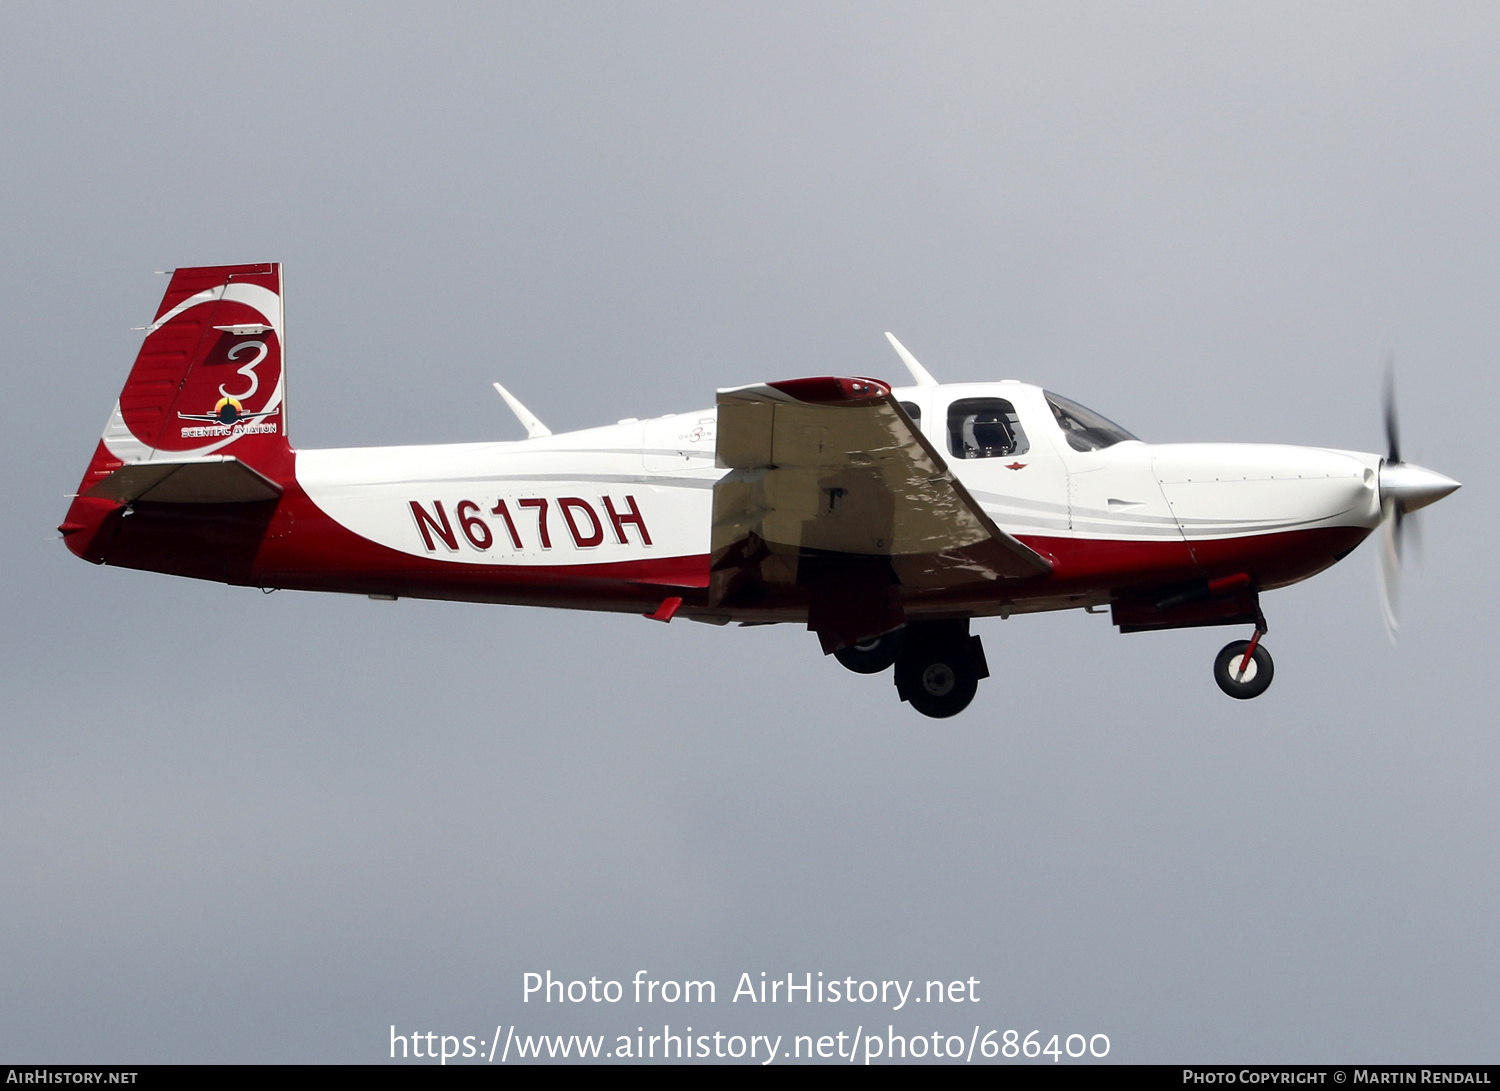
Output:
[220, 340, 268, 400]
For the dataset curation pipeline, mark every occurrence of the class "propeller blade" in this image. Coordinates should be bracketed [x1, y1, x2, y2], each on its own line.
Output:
[1372, 355, 1456, 641]
[1405, 509, 1424, 565]
[1376, 496, 1401, 642]
[1377, 354, 1402, 641]
[1382, 353, 1401, 465]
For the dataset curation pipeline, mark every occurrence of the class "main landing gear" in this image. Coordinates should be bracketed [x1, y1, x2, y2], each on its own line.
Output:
[833, 620, 989, 718]
[833, 628, 905, 674]
[1213, 620, 1274, 700]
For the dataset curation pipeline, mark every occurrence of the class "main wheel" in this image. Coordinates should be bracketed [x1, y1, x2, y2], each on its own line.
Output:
[895, 638, 980, 718]
[1214, 640, 1274, 699]
[833, 628, 905, 674]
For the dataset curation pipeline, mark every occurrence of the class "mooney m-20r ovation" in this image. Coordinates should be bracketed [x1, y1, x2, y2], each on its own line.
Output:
[60, 264, 1460, 717]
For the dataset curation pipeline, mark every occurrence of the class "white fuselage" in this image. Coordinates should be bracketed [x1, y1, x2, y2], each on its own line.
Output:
[296, 381, 1384, 572]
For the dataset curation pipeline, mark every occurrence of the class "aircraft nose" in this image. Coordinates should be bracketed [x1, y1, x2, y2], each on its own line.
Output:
[1379, 461, 1461, 514]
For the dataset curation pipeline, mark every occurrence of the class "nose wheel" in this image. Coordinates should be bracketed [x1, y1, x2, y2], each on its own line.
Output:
[1214, 623, 1273, 699]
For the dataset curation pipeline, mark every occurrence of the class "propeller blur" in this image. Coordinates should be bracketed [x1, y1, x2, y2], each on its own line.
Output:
[1373, 364, 1460, 639]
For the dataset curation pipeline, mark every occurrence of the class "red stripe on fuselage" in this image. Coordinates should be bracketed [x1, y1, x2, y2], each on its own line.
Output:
[1013, 525, 1370, 596]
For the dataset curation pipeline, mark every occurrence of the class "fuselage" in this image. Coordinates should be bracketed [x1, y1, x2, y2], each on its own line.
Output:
[202, 379, 1384, 623]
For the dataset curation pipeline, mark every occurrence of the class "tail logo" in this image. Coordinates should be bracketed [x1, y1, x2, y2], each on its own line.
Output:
[173, 332, 282, 439]
[177, 335, 277, 433]
[177, 391, 279, 437]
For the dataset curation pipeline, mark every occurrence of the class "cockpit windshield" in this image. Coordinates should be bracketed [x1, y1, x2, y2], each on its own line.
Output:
[1044, 392, 1139, 452]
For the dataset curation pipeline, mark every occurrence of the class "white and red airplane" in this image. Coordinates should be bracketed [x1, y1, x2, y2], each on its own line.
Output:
[60, 263, 1459, 717]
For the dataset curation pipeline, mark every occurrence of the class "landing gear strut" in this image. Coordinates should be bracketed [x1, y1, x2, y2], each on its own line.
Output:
[1214, 618, 1273, 699]
[894, 620, 989, 719]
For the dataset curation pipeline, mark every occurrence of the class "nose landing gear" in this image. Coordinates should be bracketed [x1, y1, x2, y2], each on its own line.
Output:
[1214, 618, 1273, 699]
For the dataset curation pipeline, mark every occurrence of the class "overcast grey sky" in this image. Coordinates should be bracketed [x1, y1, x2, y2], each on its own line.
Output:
[2, 2, 1495, 1063]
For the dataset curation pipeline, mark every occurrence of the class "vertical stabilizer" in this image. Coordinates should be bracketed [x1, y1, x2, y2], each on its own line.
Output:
[62, 264, 293, 570]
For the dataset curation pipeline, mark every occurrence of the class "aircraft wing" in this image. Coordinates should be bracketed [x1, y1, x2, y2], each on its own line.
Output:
[711, 377, 1050, 630]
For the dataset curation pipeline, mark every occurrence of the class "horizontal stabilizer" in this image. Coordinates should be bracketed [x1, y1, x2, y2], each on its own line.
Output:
[85, 456, 283, 505]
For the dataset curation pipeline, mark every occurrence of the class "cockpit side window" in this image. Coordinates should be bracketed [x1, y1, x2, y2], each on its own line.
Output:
[1044, 391, 1139, 452]
[898, 401, 922, 431]
[947, 398, 1028, 459]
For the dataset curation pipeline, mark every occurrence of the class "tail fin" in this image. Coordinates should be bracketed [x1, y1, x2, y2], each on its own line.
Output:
[62, 263, 293, 565]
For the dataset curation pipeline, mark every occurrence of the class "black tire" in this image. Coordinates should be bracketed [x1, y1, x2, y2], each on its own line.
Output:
[895, 639, 980, 718]
[1214, 640, 1274, 699]
[833, 629, 905, 674]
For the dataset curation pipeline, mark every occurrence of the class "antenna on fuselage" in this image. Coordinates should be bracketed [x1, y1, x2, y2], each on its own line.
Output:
[884, 332, 938, 387]
[492, 382, 552, 438]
